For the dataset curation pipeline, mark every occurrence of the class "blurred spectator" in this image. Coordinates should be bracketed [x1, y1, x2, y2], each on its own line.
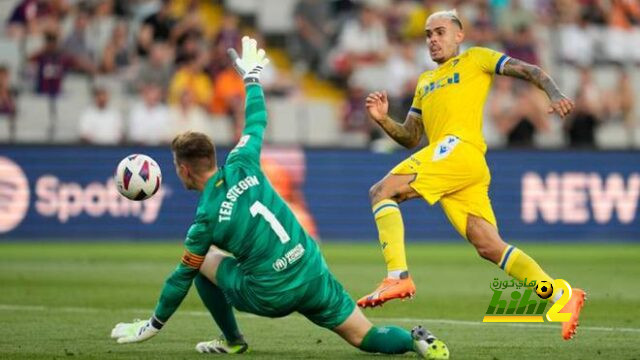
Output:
[465, 2, 499, 47]
[260, 61, 297, 97]
[92, 0, 117, 33]
[169, 89, 211, 136]
[29, 32, 93, 96]
[128, 83, 171, 145]
[133, 42, 173, 92]
[209, 66, 244, 138]
[332, 3, 391, 94]
[170, 0, 220, 40]
[112, 0, 130, 18]
[168, 53, 212, 109]
[78, 85, 123, 144]
[603, 67, 635, 129]
[206, 24, 244, 140]
[580, 0, 606, 24]
[489, 77, 549, 147]
[101, 21, 135, 74]
[0, 66, 18, 142]
[289, 0, 334, 74]
[613, 68, 635, 128]
[558, 10, 597, 67]
[565, 68, 602, 147]
[174, 30, 204, 66]
[385, 39, 420, 119]
[207, 13, 241, 78]
[503, 25, 538, 66]
[6, 0, 59, 38]
[603, 0, 640, 64]
[400, 0, 434, 40]
[62, 6, 96, 70]
[215, 13, 241, 50]
[342, 85, 377, 143]
[330, 3, 389, 84]
[498, 0, 535, 37]
[137, 0, 177, 56]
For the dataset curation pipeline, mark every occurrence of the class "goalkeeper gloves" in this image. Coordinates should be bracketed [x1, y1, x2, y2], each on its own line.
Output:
[110, 316, 163, 344]
[227, 36, 270, 83]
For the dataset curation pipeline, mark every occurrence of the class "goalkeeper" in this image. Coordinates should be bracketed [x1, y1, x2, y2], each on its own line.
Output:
[110, 36, 449, 359]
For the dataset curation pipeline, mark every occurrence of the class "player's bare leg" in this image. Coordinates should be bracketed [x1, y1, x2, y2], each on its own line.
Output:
[198, 245, 228, 285]
[358, 173, 420, 308]
[466, 215, 586, 340]
[195, 247, 248, 354]
[333, 307, 449, 359]
[465, 215, 508, 263]
[333, 307, 372, 347]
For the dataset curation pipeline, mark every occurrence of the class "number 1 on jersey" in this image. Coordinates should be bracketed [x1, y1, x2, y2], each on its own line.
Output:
[250, 201, 290, 243]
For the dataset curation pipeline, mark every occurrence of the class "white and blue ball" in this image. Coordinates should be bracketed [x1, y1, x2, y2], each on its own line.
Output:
[115, 154, 162, 201]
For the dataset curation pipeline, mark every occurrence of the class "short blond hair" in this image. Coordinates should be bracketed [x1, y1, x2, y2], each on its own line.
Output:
[427, 9, 463, 29]
[171, 131, 216, 172]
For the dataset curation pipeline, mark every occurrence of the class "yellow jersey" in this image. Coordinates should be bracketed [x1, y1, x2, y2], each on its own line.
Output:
[410, 47, 510, 154]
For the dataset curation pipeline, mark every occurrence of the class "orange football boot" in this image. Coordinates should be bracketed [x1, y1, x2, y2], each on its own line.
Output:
[561, 288, 586, 340]
[357, 276, 416, 308]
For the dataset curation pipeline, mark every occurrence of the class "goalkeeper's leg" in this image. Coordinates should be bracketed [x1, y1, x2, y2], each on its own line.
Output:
[195, 249, 247, 353]
[333, 307, 449, 359]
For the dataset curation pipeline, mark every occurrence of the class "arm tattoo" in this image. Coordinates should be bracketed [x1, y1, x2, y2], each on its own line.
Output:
[502, 58, 564, 101]
[377, 113, 424, 149]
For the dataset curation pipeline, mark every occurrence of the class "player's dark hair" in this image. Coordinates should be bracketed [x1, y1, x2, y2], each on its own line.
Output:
[171, 131, 216, 173]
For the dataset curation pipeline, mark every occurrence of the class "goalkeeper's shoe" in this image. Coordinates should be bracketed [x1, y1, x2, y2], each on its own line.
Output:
[411, 325, 449, 360]
[195, 337, 249, 354]
[561, 288, 586, 340]
[357, 275, 416, 308]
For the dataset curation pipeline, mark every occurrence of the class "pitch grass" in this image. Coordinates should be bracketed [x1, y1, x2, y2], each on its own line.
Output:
[0, 242, 639, 360]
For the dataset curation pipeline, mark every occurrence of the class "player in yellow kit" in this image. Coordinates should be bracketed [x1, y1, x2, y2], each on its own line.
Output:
[357, 10, 586, 340]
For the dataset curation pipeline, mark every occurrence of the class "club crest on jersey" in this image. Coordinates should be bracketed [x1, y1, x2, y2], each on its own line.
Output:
[432, 136, 460, 161]
[420, 72, 460, 99]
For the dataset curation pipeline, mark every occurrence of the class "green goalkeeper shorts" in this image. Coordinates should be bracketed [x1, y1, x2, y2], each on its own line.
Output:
[216, 257, 355, 329]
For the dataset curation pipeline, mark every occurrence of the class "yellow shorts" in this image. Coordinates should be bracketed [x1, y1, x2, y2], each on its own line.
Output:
[390, 135, 497, 238]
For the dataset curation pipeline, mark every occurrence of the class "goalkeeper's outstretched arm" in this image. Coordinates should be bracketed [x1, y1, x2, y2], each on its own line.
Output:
[226, 36, 270, 166]
[110, 220, 210, 344]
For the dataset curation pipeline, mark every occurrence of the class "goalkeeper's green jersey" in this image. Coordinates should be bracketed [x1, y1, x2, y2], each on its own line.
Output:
[153, 84, 327, 322]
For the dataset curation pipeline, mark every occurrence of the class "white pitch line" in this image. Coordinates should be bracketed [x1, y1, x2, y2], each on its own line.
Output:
[1, 304, 639, 334]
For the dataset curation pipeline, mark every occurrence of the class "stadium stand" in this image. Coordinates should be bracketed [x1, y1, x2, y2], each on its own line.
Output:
[0, 0, 639, 149]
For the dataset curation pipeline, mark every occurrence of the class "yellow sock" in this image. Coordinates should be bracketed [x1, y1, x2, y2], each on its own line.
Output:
[500, 245, 556, 294]
[372, 200, 407, 273]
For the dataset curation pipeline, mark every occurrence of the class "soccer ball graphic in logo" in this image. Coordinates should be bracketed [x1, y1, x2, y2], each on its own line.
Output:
[115, 154, 162, 201]
[535, 280, 554, 299]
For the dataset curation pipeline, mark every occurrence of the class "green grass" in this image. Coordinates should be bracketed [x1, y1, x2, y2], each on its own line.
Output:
[0, 242, 639, 359]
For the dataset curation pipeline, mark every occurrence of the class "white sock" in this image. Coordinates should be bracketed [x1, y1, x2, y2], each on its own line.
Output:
[551, 289, 564, 303]
[387, 270, 407, 279]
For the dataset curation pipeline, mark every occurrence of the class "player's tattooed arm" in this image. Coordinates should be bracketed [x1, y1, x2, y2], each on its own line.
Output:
[501, 58, 575, 118]
[377, 114, 424, 149]
[365, 91, 423, 148]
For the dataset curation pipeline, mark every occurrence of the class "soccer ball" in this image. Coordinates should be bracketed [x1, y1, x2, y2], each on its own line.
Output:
[535, 280, 554, 299]
[115, 154, 162, 201]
